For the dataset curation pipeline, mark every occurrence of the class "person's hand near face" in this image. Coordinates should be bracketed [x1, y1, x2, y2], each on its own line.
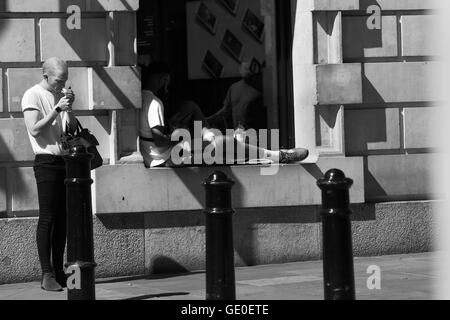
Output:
[62, 87, 75, 109]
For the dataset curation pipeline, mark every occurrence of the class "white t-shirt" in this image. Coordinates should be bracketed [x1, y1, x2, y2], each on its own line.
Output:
[139, 90, 171, 167]
[21, 84, 69, 156]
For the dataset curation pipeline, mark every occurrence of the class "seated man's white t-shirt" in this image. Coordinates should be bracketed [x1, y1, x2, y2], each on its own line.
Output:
[21, 84, 69, 156]
[139, 90, 172, 167]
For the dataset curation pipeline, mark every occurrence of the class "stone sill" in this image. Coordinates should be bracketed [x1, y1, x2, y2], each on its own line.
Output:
[0, 0, 139, 13]
[298, 0, 444, 12]
[94, 156, 364, 214]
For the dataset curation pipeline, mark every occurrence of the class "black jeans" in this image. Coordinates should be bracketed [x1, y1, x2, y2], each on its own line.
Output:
[33, 154, 67, 276]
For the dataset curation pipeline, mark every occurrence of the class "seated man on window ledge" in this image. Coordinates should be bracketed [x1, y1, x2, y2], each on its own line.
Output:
[139, 61, 309, 168]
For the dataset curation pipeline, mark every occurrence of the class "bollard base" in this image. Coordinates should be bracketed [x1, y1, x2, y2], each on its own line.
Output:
[67, 268, 96, 300]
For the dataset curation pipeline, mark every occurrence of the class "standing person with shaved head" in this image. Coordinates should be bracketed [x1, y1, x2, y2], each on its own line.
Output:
[22, 57, 78, 292]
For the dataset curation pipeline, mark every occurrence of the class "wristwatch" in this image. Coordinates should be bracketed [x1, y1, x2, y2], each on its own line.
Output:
[54, 106, 62, 113]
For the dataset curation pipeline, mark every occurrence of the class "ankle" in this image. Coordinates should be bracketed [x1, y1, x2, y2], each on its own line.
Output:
[41, 272, 63, 292]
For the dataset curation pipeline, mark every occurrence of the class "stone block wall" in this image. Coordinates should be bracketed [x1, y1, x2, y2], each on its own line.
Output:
[342, 6, 439, 202]
[0, 200, 436, 284]
[0, 0, 440, 283]
[0, 0, 141, 218]
[296, 0, 441, 202]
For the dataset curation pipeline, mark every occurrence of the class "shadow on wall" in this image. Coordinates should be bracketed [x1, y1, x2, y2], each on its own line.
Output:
[1, 2, 26, 218]
[359, 0, 382, 10]
[0, 2, 9, 46]
[361, 64, 389, 201]
[91, 67, 139, 109]
[358, 0, 383, 48]
[137, 207, 374, 269]
[345, 67, 388, 156]
[57, 0, 140, 110]
[345, 0, 384, 57]
[360, 0, 383, 52]
[315, 106, 340, 148]
[0, 137, 28, 219]
[95, 200, 377, 276]
[0, 164, 5, 218]
[118, 0, 135, 11]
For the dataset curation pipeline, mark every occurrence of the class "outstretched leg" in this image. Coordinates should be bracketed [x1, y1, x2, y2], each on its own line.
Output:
[211, 134, 309, 164]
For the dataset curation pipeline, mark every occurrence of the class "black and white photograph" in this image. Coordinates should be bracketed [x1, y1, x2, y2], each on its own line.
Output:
[221, 29, 243, 63]
[195, 1, 217, 35]
[242, 8, 264, 43]
[202, 50, 224, 78]
[1, 0, 450, 309]
[216, 0, 239, 16]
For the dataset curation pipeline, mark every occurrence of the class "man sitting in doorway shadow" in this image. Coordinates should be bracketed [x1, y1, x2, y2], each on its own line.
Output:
[207, 59, 267, 133]
[139, 61, 309, 168]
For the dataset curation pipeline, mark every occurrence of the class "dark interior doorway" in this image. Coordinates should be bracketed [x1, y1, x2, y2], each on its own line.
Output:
[137, 0, 295, 146]
[137, 0, 238, 120]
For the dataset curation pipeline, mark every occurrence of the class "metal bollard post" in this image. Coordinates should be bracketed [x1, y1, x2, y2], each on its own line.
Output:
[64, 145, 97, 300]
[317, 169, 355, 300]
[203, 171, 236, 300]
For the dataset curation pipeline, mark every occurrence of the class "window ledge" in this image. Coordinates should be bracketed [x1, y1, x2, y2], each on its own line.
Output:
[94, 156, 364, 214]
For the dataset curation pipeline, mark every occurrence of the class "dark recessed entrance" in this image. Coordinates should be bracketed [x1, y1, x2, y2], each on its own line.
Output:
[137, 0, 296, 147]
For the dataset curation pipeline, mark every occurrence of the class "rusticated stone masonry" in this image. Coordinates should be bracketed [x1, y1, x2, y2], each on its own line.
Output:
[0, 0, 141, 217]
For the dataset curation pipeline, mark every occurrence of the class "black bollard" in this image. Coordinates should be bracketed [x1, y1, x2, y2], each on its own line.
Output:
[64, 145, 97, 300]
[317, 169, 355, 300]
[203, 171, 236, 300]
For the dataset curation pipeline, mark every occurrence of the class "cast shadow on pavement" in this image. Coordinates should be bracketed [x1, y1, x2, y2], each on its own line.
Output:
[120, 292, 190, 300]
[96, 270, 204, 285]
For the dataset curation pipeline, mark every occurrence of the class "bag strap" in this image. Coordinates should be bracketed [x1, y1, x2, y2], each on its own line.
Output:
[76, 118, 83, 132]
[65, 122, 71, 135]
[65, 118, 83, 136]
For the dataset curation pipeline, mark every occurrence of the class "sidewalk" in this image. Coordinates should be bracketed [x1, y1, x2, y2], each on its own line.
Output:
[0, 252, 436, 300]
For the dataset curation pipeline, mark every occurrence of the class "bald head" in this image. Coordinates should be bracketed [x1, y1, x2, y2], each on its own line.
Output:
[41, 57, 69, 94]
[43, 57, 68, 77]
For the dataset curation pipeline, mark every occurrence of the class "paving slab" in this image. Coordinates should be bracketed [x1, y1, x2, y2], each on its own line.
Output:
[0, 253, 436, 301]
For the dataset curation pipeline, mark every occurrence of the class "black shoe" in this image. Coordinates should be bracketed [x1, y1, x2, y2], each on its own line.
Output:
[279, 148, 309, 164]
[41, 273, 63, 292]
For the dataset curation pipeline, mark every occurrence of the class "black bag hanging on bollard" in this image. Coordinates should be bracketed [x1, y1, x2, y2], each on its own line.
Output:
[61, 119, 103, 170]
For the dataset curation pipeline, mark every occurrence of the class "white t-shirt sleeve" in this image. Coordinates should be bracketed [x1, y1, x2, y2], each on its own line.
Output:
[21, 90, 41, 112]
[148, 99, 165, 129]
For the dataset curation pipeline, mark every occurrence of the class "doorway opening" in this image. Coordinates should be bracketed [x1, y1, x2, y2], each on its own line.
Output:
[137, 0, 295, 147]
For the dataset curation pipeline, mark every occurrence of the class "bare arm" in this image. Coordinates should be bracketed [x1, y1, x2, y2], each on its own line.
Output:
[23, 96, 71, 137]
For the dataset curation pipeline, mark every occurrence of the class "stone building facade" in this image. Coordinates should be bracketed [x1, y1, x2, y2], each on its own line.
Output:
[0, 0, 441, 283]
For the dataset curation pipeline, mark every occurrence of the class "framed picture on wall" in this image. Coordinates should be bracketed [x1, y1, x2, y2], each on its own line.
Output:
[202, 50, 224, 78]
[250, 58, 262, 74]
[217, 0, 239, 16]
[242, 9, 264, 43]
[196, 2, 217, 35]
[221, 29, 243, 63]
